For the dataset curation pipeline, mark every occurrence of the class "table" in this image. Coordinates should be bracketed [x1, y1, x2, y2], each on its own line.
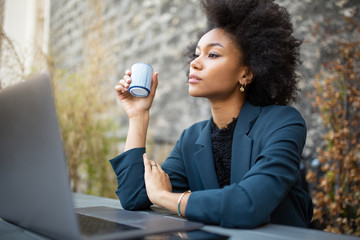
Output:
[1, 193, 358, 240]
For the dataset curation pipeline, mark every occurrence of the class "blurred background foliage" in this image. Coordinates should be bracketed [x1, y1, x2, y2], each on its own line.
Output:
[306, 18, 360, 235]
[48, 1, 121, 198]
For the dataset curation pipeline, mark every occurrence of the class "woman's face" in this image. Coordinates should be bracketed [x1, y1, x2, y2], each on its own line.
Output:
[188, 28, 249, 101]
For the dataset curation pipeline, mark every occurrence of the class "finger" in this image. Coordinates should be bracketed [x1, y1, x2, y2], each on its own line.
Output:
[120, 79, 130, 89]
[115, 84, 127, 94]
[115, 85, 121, 91]
[125, 69, 131, 76]
[119, 79, 127, 88]
[152, 72, 158, 88]
[120, 76, 131, 86]
[143, 153, 151, 172]
[122, 74, 131, 82]
[125, 77, 131, 85]
[150, 161, 159, 172]
[155, 163, 165, 174]
[149, 72, 159, 97]
[115, 85, 130, 99]
[115, 85, 123, 93]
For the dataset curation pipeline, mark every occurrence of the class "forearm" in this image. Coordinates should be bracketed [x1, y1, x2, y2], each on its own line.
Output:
[124, 111, 150, 151]
[157, 191, 190, 217]
[110, 148, 152, 210]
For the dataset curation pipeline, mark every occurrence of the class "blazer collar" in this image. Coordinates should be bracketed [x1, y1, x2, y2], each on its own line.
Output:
[194, 101, 261, 188]
[234, 101, 261, 135]
[194, 119, 219, 189]
[195, 101, 261, 146]
[232, 101, 261, 183]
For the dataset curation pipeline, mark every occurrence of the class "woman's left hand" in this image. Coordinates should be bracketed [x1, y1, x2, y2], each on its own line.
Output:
[143, 153, 172, 206]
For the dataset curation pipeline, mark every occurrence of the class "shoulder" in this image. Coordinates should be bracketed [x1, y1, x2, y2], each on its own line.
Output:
[177, 119, 208, 142]
[259, 105, 305, 126]
[183, 119, 208, 134]
[248, 104, 306, 141]
[245, 105, 307, 161]
[164, 119, 208, 159]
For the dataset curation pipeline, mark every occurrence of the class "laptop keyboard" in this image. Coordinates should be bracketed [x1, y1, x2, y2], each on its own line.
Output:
[77, 213, 138, 236]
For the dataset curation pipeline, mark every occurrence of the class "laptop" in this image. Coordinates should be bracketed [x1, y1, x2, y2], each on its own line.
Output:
[0, 73, 204, 240]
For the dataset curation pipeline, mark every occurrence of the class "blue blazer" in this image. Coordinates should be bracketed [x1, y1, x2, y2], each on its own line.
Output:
[110, 102, 313, 228]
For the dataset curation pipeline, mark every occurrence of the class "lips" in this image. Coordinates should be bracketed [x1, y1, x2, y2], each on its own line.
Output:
[189, 74, 202, 83]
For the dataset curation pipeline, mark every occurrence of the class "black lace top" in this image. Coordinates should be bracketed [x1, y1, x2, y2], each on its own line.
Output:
[211, 117, 238, 188]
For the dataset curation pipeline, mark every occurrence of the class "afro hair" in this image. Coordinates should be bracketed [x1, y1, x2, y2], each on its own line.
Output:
[187, 0, 302, 106]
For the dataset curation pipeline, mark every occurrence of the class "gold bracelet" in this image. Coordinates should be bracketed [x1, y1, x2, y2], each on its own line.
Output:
[177, 190, 191, 217]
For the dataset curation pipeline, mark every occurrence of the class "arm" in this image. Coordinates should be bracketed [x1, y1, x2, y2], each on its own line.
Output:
[141, 128, 195, 215]
[143, 153, 191, 217]
[110, 148, 151, 210]
[110, 141, 189, 211]
[110, 129, 190, 210]
[110, 69, 158, 210]
[125, 111, 149, 151]
[115, 69, 158, 151]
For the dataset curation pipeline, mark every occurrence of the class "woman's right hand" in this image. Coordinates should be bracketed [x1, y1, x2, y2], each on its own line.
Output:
[115, 69, 158, 119]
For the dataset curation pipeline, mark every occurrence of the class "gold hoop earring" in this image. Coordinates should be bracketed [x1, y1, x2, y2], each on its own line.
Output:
[240, 84, 246, 92]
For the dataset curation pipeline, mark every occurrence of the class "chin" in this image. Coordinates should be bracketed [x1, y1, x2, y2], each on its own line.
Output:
[188, 86, 213, 98]
[189, 92, 207, 99]
[188, 89, 201, 97]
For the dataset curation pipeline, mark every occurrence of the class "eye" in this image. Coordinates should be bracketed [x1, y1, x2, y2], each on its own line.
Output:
[208, 53, 220, 58]
[193, 53, 200, 58]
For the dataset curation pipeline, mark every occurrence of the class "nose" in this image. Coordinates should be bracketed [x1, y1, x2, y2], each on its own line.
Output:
[190, 57, 202, 70]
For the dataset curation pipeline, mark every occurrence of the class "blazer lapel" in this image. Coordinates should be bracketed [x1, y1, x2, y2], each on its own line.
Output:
[193, 119, 219, 189]
[193, 102, 261, 188]
[231, 102, 261, 183]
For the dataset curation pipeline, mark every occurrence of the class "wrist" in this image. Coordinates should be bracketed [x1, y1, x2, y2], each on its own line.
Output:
[177, 190, 191, 217]
[128, 111, 149, 138]
[152, 190, 190, 217]
[128, 110, 149, 122]
[154, 190, 171, 207]
[124, 111, 150, 151]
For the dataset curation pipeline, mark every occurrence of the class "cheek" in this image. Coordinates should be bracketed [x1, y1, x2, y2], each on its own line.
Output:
[209, 60, 240, 82]
[214, 71, 239, 89]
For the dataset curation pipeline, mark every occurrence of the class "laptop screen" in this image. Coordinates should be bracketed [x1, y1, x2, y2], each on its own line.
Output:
[0, 74, 81, 239]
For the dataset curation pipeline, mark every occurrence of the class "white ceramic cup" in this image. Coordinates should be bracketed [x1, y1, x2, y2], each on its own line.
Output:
[129, 63, 153, 97]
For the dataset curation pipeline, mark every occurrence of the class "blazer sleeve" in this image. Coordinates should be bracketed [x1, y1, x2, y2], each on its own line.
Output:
[161, 131, 190, 193]
[185, 107, 307, 228]
[109, 147, 151, 210]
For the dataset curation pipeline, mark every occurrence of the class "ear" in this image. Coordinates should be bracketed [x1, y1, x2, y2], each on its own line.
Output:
[239, 67, 253, 85]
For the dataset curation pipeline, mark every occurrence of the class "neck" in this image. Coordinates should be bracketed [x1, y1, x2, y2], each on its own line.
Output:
[210, 94, 246, 129]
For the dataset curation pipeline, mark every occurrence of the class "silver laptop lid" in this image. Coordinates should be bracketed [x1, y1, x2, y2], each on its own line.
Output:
[0, 74, 80, 240]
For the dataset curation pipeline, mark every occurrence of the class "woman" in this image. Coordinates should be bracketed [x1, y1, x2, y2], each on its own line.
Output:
[111, 0, 313, 228]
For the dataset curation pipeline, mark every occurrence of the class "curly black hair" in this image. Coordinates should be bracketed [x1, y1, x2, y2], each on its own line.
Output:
[187, 0, 302, 106]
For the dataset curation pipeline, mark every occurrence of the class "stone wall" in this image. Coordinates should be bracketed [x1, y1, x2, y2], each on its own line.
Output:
[49, 0, 359, 161]
[0, 0, 4, 73]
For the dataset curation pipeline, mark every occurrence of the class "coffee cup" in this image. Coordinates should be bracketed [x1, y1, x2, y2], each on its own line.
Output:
[129, 63, 153, 97]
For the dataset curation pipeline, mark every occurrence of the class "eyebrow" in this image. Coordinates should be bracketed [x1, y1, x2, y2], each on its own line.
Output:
[196, 42, 224, 49]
